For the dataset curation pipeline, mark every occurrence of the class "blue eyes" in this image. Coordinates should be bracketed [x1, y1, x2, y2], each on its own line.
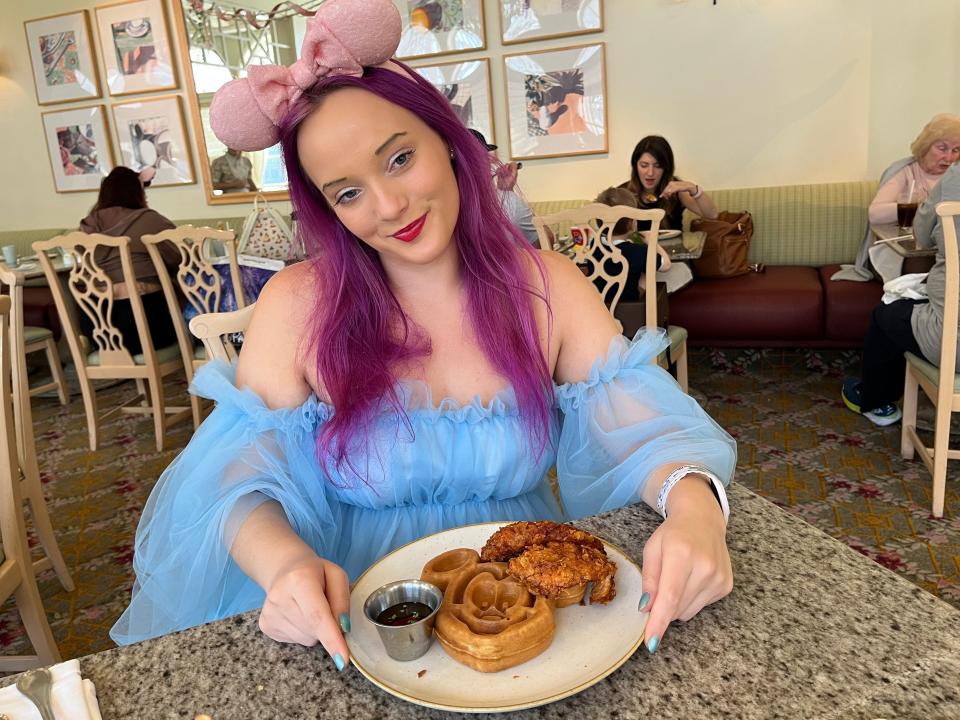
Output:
[332, 148, 416, 206]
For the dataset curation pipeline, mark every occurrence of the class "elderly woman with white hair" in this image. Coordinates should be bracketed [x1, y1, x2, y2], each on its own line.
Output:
[834, 113, 960, 283]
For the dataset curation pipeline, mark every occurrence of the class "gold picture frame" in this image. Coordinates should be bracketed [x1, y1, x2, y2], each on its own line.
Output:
[24, 10, 102, 105]
[499, 0, 603, 45]
[393, 0, 486, 61]
[41, 104, 115, 193]
[94, 0, 178, 96]
[111, 94, 196, 187]
[411, 57, 495, 145]
[502, 42, 608, 161]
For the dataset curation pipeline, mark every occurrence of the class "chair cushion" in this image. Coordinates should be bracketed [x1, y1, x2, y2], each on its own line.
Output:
[906, 352, 960, 392]
[87, 342, 182, 367]
[24, 325, 52, 344]
[670, 266, 823, 342]
[666, 325, 687, 353]
[819, 265, 884, 342]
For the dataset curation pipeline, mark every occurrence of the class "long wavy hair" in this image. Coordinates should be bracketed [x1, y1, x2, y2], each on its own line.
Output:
[627, 135, 676, 199]
[278, 63, 553, 483]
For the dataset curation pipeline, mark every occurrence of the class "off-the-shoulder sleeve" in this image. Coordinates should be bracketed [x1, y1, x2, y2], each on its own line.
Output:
[554, 329, 737, 519]
[110, 361, 340, 645]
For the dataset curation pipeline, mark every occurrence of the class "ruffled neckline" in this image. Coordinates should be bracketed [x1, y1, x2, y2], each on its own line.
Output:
[192, 328, 669, 427]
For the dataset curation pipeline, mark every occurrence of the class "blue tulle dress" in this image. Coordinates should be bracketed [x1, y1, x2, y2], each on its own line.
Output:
[110, 330, 736, 645]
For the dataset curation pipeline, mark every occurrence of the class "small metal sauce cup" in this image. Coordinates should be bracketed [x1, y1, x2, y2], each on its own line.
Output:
[363, 580, 443, 661]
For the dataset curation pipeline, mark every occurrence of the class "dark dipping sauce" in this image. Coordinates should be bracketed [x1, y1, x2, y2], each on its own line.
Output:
[375, 601, 433, 626]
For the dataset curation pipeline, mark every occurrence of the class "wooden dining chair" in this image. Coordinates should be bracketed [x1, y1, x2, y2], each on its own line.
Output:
[533, 204, 689, 391]
[189, 303, 256, 365]
[0, 296, 61, 672]
[142, 226, 244, 427]
[0, 264, 74, 592]
[901, 200, 960, 518]
[32, 232, 191, 453]
[0, 263, 69, 406]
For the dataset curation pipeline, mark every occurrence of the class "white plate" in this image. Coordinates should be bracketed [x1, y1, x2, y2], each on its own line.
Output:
[658, 229, 682, 240]
[347, 522, 646, 713]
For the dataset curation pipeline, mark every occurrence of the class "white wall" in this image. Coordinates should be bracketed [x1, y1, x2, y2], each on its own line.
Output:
[1, 0, 957, 231]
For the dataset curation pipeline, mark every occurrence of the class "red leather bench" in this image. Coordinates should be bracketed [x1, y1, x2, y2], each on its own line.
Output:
[670, 265, 884, 348]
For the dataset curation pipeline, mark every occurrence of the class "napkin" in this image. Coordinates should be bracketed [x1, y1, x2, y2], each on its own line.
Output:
[0, 659, 102, 720]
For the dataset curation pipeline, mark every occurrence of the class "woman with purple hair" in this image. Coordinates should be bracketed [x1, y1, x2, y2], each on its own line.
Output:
[111, 0, 736, 670]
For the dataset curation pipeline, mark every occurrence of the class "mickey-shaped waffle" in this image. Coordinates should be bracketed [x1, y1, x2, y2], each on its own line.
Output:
[421, 549, 555, 673]
[420, 522, 617, 672]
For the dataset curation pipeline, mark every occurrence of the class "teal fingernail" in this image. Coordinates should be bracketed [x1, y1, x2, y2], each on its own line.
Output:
[333, 653, 346, 672]
[646, 635, 659, 655]
[638, 592, 650, 611]
[339, 613, 351, 633]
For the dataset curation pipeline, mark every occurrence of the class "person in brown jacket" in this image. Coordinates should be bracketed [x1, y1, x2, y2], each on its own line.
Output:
[79, 166, 180, 355]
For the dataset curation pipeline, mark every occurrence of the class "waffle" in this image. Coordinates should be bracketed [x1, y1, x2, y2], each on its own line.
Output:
[421, 548, 556, 673]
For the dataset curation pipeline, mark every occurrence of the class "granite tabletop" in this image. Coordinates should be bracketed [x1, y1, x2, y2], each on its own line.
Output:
[11, 484, 960, 719]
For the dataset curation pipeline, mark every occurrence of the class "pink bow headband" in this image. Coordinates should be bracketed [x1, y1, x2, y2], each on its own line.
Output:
[210, 0, 406, 152]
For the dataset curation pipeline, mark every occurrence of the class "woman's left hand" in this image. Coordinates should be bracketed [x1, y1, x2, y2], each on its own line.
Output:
[660, 180, 698, 198]
[639, 485, 732, 653]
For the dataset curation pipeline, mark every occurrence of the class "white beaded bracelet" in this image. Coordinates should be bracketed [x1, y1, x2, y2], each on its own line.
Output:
[656, 465, 730, 524]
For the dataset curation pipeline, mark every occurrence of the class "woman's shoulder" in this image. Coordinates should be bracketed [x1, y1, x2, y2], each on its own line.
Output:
[251, 260, 321, 328]
[236, 260, 323, 408]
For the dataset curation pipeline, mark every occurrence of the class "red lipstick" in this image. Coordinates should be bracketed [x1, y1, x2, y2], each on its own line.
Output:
[391, 213, 428, 242]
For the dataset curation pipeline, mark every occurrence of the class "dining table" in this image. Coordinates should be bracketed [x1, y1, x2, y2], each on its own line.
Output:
[556, 230, 706, 262]
[4, 483, 957, 719]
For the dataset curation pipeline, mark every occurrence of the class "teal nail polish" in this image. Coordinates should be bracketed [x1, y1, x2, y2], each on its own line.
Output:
[638, 592, 650, 611]
[339, 613, 351, 633]
[646, 636, 659, 655]
[333, 653, 346, 672]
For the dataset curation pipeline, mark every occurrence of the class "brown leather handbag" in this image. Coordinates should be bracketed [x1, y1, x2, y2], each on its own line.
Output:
[691, 211, 754, 278]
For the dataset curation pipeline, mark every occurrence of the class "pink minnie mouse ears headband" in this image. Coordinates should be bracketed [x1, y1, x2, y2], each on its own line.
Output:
[210, 0, 407, 152]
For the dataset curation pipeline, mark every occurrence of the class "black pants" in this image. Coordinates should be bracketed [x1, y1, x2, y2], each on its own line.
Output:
[78, 290, 177, 357]
[860, 299, 927, 412]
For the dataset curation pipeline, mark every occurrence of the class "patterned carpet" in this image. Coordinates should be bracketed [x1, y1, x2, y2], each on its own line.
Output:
[0, 348, 956, 662]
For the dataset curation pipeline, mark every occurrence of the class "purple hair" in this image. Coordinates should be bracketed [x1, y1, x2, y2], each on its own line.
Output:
[278, 63, 553, 483]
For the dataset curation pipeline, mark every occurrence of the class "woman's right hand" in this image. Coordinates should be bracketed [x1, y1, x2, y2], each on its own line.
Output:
[259, 550, 352, 670]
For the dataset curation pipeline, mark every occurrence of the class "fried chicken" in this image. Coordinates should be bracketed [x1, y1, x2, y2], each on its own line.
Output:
[507, 541, 617, 604]
[480, 521, 605, 562]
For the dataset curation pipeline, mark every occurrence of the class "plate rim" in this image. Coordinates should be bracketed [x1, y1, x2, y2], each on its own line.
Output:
[658, 229, 682, 239]
[347, 521, 645, 714]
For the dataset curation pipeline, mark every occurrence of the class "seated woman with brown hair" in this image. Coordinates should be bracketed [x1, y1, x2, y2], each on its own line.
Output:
[79, 166, 180, 355]
[622, 135, 718, 231]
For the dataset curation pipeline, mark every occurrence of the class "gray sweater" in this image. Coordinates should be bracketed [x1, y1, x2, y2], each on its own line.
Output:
[911, 164, 960, 365]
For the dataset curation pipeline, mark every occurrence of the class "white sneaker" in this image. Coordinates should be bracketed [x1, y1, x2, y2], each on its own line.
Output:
[863, 404, 902, 427]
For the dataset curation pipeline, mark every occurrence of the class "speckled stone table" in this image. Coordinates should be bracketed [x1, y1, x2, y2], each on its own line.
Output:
[9, 484, 960, 719]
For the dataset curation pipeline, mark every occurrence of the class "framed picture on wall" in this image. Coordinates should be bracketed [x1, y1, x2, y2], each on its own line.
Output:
[500, 0, 603, 44]
[24, 10, 101, 105]
[503, 42, 607, 160]
[41, 105, 114, 193]
[393, 0, 486, 60]
[94, 0, 177, 96]
[412, 58, 494, 144]
[111, 95, 195, 187]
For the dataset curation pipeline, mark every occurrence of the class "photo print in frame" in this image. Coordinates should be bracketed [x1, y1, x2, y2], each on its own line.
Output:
[24, 10, 102, 104]
[112, 95, 196, 187]
[503, 42, 607, 160]
[393, 0, 486, 60]
[412, 58, 494, 144]
[95, 0, 177, 95]
[42, 105, 114, 193]
[500, 0, 602, 45]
